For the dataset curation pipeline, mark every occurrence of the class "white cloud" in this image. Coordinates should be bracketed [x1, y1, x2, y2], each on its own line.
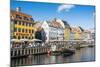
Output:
[57, 4, 75, 13]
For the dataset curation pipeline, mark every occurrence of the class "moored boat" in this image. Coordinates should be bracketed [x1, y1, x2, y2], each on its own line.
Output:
[61, 48, 75, 56]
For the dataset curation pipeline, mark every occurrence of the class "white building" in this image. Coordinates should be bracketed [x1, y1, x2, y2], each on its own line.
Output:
[82, 30, 92, 40]
[89, 28, 95, 40]
[41, 21, 49, 42]
[42, 18, 65, 42]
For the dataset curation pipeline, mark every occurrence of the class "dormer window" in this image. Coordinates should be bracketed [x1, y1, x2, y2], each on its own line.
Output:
[16, 15, 20, 19]
[11, 16, 14, 19]
[23, 17, 29, 21]
[30, 18, 34, 21]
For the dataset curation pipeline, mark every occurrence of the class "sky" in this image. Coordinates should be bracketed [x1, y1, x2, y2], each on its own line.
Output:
[11, 0, 95, 29]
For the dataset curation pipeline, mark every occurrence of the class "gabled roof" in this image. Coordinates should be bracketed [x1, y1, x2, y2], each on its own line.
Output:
[62, 20, 71, 29]
[45, 19, 63, 28]
[71, 26, 84, 33]
[78, 26, 84, 32]
[11, 10, 32, 18]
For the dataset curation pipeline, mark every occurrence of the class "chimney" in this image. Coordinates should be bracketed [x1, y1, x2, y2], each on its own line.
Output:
[16, 7, 21, 12]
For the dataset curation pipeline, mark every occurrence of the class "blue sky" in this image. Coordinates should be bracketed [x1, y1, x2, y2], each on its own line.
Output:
[11, 0, 95, 29]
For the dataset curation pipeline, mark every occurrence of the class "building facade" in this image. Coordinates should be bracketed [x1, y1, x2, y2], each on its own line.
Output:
[82, 29, 95, 41]
[42, 18, 65, 42]
[63, 20, 71, 40]
[82, 30, 90, 40]
[11, 7, 35, 42]
[70, 26, 84, 40]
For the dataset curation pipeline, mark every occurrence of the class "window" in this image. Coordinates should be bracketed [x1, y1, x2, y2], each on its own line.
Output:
[24, 17, 28, 21]
[30, 18, 34, 21]
[26, 23, 28, 26]
[22, 22, 25, 25]
[29, 23, 31, 26]
[14, 21, 17, 24]
[27, 23, 29, 26]
[20, 36, 22, 39]
[18, 28, 21, 32]
[16, 15, 20, 19]
[32, 36, 33, 39]
[19, 17, 22, 19]
[11, 16, 14, 19]
[22, 28, 24, 32]
[24, 17, 26, 20]
[26, 18, 29, 21]
[22, 36, 24, 39]
[13, 36, 16, 39]
[29, 29, 31, 33]
[25, 36, 27, 39]
[29, 37, 30, 39]
[18, 21, 21, 25]
[14, 27, 17, 32]
[32, 30, 34, 33]
[26, 29, 27, 33]
[18, 36, 20, 39]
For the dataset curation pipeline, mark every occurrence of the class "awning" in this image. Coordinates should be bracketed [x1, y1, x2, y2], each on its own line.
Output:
[11, 39, 23, 42]
[20, 39, 29, 41]
[29, 39, 42, 42]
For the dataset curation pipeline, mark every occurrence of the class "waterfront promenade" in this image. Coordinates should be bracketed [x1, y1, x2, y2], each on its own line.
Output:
[11, 40, 94, 58]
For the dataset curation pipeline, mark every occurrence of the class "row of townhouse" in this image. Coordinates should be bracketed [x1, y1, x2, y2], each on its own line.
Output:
[40, 19, 86, 42]
[10, 7, 95, 48]
[41, 20, 95, 41]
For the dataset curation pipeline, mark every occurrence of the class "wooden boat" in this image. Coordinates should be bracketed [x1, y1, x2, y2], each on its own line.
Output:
[61, 48, 75, 56]
[88, 45, 94, 47]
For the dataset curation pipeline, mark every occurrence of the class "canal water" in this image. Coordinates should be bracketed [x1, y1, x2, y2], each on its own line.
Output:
[11, 47, 95, 67]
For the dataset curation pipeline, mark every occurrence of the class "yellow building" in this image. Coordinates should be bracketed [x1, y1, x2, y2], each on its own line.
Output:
[64, 28, 70, 40]
[11, 7, 35, 41]
[63, 20, 71, 40]
[71, 26, 84, 40]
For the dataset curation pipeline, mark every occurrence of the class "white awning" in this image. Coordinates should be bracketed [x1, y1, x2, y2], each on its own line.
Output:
[29, 39, 42, 42]
[11, 39, 22, 42]
[20, 39, 29, 41]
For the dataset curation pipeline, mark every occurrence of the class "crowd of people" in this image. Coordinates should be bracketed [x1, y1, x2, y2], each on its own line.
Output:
[11, 28, 47, 48]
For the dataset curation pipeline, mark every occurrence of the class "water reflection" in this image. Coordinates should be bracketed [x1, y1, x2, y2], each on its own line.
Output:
[11, 47, 95, 67]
